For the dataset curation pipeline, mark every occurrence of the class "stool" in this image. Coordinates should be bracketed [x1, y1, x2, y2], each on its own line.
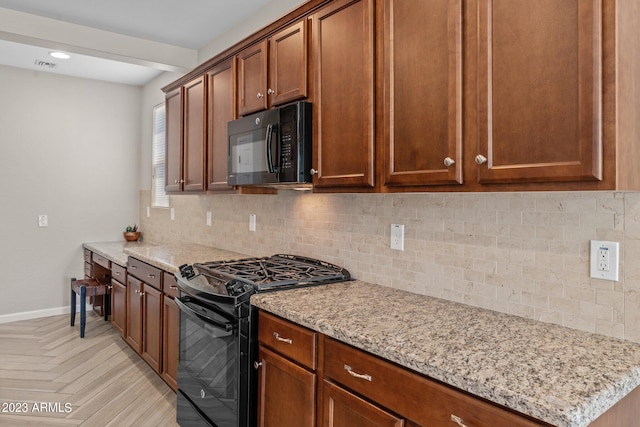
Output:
[70, 277, 110, 338]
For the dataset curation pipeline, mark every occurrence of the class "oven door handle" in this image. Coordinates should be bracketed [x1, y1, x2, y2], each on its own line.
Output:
[175, 297, 235, 332]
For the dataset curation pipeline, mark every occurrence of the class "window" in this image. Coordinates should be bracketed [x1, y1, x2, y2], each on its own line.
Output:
[152, 103, 169, 208]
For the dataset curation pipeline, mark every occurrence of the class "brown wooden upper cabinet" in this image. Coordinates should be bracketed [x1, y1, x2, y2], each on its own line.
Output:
[237, 20, 308, 116]
[165, 75, 207, 193]
[312, 0, 376, 189]
[475, 0, 602, 184]
[207, 58, 236, 192]
[382, 0, 463, 187]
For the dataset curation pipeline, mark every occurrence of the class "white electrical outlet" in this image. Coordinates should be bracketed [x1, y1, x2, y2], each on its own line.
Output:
[590, 240, 619, 281]
[249, 214, 256, 232]
[390, 224, 404, 251]
[171, 208, 175, 221]
[206, 211, 212, 226]
[38, 214, 48, 228]
[146, 206, 151, 218]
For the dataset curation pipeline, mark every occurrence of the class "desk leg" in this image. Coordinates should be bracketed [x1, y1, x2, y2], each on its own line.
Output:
[80, 286, 86, 338]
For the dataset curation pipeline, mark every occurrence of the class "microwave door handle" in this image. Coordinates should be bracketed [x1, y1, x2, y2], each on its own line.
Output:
[266, 123, 278, 174]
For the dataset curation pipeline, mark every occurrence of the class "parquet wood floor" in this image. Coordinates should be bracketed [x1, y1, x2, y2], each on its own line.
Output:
[0, 313, 178, 426]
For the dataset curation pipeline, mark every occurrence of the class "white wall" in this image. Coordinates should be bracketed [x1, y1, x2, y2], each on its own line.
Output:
[0, 65, 141, 318]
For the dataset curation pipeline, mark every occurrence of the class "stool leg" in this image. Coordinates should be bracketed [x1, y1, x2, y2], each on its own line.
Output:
[80, 285, 86, 338]
[104, 289, 110, 322]
[70, 278, 76, 327]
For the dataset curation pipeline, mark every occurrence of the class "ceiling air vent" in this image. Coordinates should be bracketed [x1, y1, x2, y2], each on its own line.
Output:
[34, 59, 58, 69]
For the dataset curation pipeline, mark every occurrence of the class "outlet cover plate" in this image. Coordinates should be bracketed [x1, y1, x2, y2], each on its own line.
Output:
[590, 240, 619, 281]
[390, 224, 404, 251]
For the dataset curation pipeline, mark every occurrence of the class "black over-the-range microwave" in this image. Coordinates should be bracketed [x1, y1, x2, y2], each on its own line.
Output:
[227, 101, 312, 186]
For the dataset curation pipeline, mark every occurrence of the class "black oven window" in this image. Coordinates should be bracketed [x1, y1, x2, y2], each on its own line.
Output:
[180, 304, 238, 405]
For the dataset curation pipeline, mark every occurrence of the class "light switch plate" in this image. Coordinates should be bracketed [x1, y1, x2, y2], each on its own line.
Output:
[249, 214, 256, 232]
[170, 208, 175, 221]
[206, 211, 212, 226]
[590, 240, 619, 281]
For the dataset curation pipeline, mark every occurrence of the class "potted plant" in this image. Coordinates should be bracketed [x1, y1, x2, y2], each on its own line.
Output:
[124, 225, 141, 242]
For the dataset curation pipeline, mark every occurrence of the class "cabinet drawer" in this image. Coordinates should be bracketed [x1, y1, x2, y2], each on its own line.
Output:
[163, 272, 178, 298]
[322, 337, 544, 427]
[258, 311, 316, 370]
[111, 263, 126, 284]
[127, 257, 162, 290]
[93, 253, 110, 270]
[83, 249, 92, 263]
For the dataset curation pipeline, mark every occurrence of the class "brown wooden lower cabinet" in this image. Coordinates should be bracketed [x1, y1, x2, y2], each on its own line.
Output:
[322, 380, 403, 427]
[162, 295, 179, 391]
[141, 284, 163, 373]
[125, 276, 143, 354]
[110, 277, 126, 338]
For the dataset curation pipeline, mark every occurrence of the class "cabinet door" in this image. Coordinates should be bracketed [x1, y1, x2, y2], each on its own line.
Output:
[476, 0, 602, 184]
[269, 19, 308, 106]
[322, 380, 403, 427]
[162, 296, 179, 391]
[257, 345, 316, 427]
[165, 88, 183, 193]
[238, 40, 268, 116]
[312, 0, 375, 188]
[110, 278, 127, 338]
[382, 0, 463, 186]
[142, 284, 163, 373]
[125, 276, 143, 354]
[207, 58, 236, 192]
[183, 76, 207, 192]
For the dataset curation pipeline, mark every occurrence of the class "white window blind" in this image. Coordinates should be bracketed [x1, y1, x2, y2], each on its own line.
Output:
[152, 103, 169, 208]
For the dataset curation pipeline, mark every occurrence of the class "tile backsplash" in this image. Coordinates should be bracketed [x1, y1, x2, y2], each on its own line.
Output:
[140, 190, 640, 343]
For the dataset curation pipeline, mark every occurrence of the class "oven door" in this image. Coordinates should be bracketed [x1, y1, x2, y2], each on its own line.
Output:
[176, 295, 242, 427]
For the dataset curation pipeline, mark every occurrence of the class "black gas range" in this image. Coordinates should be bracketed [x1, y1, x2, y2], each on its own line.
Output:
[174, 254, 350, 427]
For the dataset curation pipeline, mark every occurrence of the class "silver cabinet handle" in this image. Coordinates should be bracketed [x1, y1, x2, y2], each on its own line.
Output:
[451, 415, 468, 427]
[273, 332, 292, 344]
[310, 168, 318, 175]
[443, 157, 455, 167]
[254, 361, 262, 369]
[130, 265, 137, 269]
[147, 274, 155, 279]
[267, 88, 275, 95]
[170, 285, 178, 290]
[257, 92, 264, 99]
[344, 364, 372, 382]
[174, 179, 179, 184]
[475, 154, 487, 165]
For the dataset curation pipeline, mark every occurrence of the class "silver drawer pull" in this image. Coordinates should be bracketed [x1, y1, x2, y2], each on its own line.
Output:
[148, 274, 155, 279]
[273, 332, 292, 344]
[451, 415, 468, 427]
[344, 364, 372, 382]
[170, 285, 178, 290]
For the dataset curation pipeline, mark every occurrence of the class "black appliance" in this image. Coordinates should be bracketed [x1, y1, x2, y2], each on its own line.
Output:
[227, 101, 312, 187]
[174, 254, 350, 427]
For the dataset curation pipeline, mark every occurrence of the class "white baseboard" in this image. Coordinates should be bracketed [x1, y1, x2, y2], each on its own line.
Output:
[0, 304, 93, 324]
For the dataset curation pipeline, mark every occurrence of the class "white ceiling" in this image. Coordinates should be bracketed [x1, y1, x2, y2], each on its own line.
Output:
[0, 0, 300, 86]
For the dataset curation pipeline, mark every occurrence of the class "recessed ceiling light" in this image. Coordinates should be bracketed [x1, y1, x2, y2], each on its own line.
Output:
[49, 51, 70, 59]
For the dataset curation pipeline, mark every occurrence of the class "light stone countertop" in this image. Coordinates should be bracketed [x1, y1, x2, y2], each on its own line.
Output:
[82, 241, 148, 267]
[83, 241, 248, 272]
[251, 280, 640, 427]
